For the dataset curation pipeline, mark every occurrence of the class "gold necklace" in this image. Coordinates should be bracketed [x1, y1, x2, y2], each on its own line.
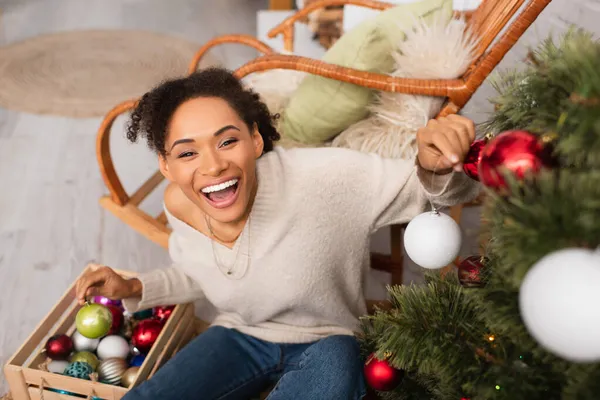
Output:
[206, 218, 242, 244]
[205, 214, 250, 279]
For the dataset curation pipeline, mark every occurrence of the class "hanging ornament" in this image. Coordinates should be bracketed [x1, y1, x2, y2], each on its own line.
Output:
[121, 366, 140, 388]
[478, 130, 555, 192]
[44, 334, 74, 360]
[76, 302, 113, 339]
[457, 256, 488, 288]
[132, 319, 163, 354]
[92, 295, 123, 309]
[107, 305, 125, 335]
[404, 210, 462, 269]
[462, 138, 488, 181]
[72, 330, 100, 353]
[153, 305, 175, 323]
[98, 358, 129, 385]
[47, 360, 69, 374]
[63, 361, 94, 380]
[97, 335, 131, 360]
[519, 247, 600, 362]
[364, 353, 404, 391]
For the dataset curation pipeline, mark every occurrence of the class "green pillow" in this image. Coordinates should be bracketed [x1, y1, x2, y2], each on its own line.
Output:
[280, 0, 454, 144]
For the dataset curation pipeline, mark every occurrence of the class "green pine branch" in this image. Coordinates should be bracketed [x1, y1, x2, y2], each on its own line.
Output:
[361, 273, 494, 399]
[484, 28, 600, 169]
[481, 169, 600, 289]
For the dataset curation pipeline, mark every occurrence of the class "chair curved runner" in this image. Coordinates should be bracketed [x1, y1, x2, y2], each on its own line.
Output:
[96, 0, 552, 303]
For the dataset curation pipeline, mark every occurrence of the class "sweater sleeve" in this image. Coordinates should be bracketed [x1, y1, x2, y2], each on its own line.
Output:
[368, 155, 482, 232]
[122, 231, 205, 313]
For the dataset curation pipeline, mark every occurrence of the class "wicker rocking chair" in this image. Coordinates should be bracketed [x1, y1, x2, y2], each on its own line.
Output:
[96, 0, 552, 311]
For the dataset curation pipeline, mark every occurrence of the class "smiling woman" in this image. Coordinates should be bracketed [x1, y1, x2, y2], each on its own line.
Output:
[162, 101, 260, 230]
[126, 69, 280, 244]
[75, 67, 481, 399]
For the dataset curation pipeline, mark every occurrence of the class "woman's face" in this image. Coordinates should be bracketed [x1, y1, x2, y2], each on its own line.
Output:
[160, 97, 264, 224]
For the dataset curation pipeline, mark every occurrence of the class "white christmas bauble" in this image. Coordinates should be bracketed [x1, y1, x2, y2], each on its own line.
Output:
[96, 335, 130, 360]
[72, 330, 100, 352]
[404, 211, 462, 269]
[47, 360, 69, 374]
[519, 247, 600, 362]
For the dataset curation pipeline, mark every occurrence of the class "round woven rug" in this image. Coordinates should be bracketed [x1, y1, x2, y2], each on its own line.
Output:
[0, 30, 219, 117]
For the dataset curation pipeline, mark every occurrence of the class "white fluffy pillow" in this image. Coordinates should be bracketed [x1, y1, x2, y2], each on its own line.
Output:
[330, 15, 478, 158]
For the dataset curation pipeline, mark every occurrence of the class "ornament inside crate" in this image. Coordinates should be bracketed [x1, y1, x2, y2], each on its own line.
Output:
[3, 267, 199, 400]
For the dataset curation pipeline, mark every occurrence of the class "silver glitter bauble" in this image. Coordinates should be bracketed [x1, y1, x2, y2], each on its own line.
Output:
[97, 358, 128, 385]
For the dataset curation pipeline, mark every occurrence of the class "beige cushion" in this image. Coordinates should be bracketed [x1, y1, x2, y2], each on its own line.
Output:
[279, 0, 454, 144]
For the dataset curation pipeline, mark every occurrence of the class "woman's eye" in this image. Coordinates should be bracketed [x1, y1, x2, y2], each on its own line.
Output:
[220, 138, 238, 147]
[177, 151, 195, 158]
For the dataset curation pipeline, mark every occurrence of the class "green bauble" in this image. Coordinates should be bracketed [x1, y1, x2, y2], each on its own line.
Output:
[63, 361, 93, 380]
[70, 351, 100, 371]
[76, 303, 113, 339]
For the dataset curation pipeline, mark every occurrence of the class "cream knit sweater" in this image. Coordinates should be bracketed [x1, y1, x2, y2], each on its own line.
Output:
[123, 146, 480, 343]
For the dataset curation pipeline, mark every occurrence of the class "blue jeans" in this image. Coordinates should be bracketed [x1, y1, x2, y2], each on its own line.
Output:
[124, 326, 366, 400]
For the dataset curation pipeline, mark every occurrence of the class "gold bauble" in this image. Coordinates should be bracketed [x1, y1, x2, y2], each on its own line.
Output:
[121, 366, 140, 388]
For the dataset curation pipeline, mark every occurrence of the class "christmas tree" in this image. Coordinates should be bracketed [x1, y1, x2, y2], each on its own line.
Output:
[360, 28, 600, 400]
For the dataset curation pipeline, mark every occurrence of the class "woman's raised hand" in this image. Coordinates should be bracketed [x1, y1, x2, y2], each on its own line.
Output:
[416, 114, 476, 174]
[75, 263, 142, 305]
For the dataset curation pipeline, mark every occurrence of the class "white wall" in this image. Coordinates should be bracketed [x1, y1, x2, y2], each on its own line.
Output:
[461, 0, 600, 124]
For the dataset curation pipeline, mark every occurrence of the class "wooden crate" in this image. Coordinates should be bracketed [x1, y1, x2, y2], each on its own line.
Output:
[3, 267, 197, 400]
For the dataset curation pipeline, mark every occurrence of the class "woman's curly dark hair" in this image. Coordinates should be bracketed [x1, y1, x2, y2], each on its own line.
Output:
[126, 67, 281, 157]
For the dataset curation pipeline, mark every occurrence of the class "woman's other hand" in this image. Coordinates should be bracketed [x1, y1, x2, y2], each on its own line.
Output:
[75, 263, 142, 305]
[416, 114, 476, 174]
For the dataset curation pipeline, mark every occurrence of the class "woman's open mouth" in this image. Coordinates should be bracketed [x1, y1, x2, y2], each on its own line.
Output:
[200, 178, 240, 209]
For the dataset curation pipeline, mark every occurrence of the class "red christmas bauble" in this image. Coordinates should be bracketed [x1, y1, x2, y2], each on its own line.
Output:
[153, 305, 175, 322]
[463, 139, 487, 181]
[364, 354, 403, 391]
[457, 256, 488, 288]
[107, 304, 124, 335]
[45, 334, 74, 360]
[478, 130, 554, 191]
[131, 319, 163, 354]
